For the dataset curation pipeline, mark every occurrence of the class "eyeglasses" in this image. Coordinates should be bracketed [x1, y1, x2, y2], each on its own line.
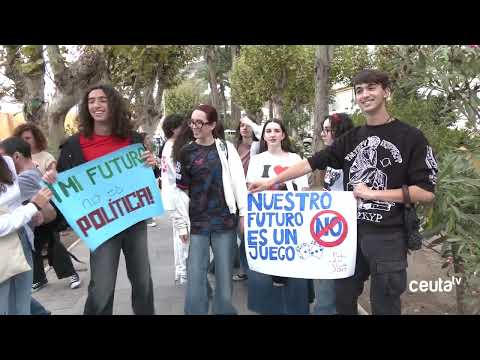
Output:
[188, 119, 211, 129]
[321, 128, 334, 134]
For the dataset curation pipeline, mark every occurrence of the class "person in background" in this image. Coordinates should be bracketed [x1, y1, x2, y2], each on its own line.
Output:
[231, 116, 263, 281]
[161, 114, 189, 285]
[0, 136, 58, 315]
[0, 152, 52, 314]
[13, 123, 81, 292]
[312, 112, 354, 315]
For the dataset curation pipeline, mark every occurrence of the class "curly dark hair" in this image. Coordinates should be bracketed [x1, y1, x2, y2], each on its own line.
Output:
[13, 123, 48, 151]
[78, 84, 133, 138]
[172, 119, 194, 164]
[323, 113, 354, 139]
[162, 114, 186, 139]
[258, 119, 296, 154]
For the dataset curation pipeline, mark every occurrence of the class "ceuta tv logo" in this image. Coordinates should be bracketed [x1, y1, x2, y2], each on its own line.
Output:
[408, 277, 461, 293]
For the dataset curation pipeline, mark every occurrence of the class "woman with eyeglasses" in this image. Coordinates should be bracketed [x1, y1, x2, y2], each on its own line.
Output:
[313, 112, 354, 315]
[173, 104, 247, 315]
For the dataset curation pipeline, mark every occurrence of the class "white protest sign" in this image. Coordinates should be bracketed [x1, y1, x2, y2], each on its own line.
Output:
[245, 191, 357, 279]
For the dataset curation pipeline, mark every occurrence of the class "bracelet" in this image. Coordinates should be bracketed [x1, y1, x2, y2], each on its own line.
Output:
[31, 201, 42, 211]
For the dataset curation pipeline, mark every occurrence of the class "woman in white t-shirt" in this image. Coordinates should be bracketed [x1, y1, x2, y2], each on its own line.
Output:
[313, 112, 354, 315]
[245, 119, 310, 314]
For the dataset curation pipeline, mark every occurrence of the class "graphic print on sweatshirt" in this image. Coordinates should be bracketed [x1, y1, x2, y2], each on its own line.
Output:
[425, 145, 438, 185]
[345, 135, 403, 222]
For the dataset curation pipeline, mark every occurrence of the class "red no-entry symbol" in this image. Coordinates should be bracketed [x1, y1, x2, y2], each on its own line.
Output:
[309, 210, 348, 247]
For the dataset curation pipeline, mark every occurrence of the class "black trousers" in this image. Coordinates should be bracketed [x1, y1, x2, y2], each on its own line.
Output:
[32, 223, 76, 283]
[335, 230, 408, 315]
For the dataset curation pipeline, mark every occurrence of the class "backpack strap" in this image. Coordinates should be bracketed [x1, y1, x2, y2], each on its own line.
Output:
[221, 139, 229, 160]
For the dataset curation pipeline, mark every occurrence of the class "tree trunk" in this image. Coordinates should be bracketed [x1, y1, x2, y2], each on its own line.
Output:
[205, 46, 221, 110]
[230, 45, 242, 125]
[272, 94, 284, 120]
[219, 82, 229, 126]
[272, 66, 288, 121]
[269, 100, 274, 120]
[46, 94, 76, 157]
[311, 45, 335, 187]
[22, 46, 46, 127]
[45, 45, 108, 156]
[4, 45, 47, 129]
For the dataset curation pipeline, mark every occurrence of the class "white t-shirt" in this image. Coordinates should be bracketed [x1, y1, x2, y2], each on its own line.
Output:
[160, 139, 177, 211]
[246, 151, 309, 191]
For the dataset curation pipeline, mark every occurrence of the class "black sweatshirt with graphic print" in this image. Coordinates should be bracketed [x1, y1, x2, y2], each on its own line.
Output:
[307, 119, 438, 233]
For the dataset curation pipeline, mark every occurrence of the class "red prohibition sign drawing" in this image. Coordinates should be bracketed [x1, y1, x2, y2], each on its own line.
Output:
[310, 210, 348, 247]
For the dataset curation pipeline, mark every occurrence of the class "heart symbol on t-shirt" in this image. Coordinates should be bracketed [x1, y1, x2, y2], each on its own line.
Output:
[274, 165, 289, 175]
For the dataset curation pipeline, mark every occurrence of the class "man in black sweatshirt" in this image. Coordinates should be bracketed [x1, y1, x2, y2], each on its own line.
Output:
[249, 69, 438, 315]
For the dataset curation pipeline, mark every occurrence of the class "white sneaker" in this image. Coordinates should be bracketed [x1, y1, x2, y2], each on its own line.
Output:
[69, 273, 81, 289]
[147, 220, 157, 227]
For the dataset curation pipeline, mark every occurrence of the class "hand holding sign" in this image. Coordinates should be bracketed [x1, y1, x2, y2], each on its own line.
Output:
[353, 183, 374, 200]
[31, 187, 53, 208]
[43, 168, 58, 184]
[248, 179, 274, 193]
[246, 191, 357, 279]
[141, 150, 157, 167]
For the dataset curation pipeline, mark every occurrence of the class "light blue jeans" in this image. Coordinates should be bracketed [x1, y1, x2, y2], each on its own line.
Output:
[31, 297, 50, 315]
[0, 227, 33, 315]
[185, 230, 237, 315]
[313, 279, 336, 315]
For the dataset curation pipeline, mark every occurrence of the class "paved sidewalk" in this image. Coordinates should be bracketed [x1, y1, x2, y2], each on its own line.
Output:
[33, 215, 255, 315]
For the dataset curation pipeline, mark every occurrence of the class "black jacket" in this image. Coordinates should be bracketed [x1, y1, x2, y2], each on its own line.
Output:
[57, 132, 144, 171]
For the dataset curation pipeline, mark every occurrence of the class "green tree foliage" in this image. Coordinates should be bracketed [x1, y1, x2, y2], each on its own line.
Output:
[330, 45, 371, 87]
[164, 79, 208, 117]
[230, 45, 315, 120]
[375, 45, 480, 131]
[371, 45, 480, 313]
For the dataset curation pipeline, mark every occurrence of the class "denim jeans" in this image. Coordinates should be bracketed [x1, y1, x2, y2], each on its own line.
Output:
[0, 227, 33, 315]
[247, 269, 310, 315]
[237, 233, 248, 274]
[313, 279, 336, 315]
[83, 221, 155, 315]
[185, 230, 237, 315]
[31, 297, 50, 315]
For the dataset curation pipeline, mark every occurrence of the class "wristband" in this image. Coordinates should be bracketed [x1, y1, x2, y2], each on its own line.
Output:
[31, 201, 42, 211]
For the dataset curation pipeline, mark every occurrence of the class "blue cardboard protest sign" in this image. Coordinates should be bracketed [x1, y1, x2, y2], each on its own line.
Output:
[246, 191, 357, 279]
[45, 144, 164, 251]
